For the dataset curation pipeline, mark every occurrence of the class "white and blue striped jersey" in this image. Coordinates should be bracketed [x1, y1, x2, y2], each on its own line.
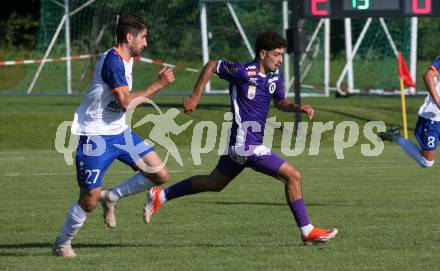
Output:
[71, 48, 133, 135]
[419, 57, 440, 121]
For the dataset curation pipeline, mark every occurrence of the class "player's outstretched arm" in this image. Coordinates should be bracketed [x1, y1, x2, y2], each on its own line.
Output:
[423, 68, 440, 110]
[273, 98, 314, 120]
[114, 67, 174, 111]
[184, 60, 218, 114]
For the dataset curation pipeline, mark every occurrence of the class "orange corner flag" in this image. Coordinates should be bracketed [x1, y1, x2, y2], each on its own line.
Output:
[398, 51, 416, 88]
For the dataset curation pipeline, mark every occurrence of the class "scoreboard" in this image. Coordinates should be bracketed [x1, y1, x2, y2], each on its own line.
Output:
[299, 0, 439, 18]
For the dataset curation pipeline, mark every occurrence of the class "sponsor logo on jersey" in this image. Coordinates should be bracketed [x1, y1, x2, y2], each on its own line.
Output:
[249, 78, 258, 84]
[269, 82, 276, 94]
[248, 85, 256, 99]
[106, 100, 122, 112]
[247, 71, 257, 76]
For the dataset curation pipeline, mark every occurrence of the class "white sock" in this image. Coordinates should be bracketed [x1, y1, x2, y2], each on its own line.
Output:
[159, 190, 167, 204]
[107, 190, 119, 202]
[394, 136, 434, 168]
[58, 202, 87, 245]
[112, 172, 155, 199]
[300, 224, 314, 236]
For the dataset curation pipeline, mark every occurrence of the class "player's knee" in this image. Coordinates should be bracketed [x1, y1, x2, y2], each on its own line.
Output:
[79, 199, 98, 213]
[79, 189, 100, 213]
[287, 168, 301, 185]
[208, 176, 230, 192]
[156, 168, 170, 184]
[211, 182, 227, 192]
[143, 167, 169, 185]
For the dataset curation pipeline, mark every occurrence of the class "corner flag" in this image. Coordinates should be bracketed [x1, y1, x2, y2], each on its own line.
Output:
[398, 51, 416, 88]
[397, 51, 415, 139]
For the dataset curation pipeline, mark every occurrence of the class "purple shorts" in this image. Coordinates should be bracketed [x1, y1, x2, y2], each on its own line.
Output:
[215, 150, 286, 179]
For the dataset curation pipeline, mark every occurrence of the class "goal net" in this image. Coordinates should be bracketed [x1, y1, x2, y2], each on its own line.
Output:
[1, 0, 329, 97]
[335, 17, 440, 95]
[3, 0, 202, 94]
[4, 1, 437, 96]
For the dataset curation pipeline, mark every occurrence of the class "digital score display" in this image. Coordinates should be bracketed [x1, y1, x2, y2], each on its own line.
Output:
[343, 0, 400, 11]
[300, 0, 438, 18]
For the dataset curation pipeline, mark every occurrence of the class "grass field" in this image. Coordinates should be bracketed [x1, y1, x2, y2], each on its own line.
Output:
[1, 95, 440, 270]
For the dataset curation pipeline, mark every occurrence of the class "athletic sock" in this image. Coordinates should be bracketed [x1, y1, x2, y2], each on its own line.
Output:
[112, 172, 155, 200]
[163, 178, 194, 201]
[288, 198, 313, 236]
[58, 202, 87, 245]
[393, 135, 434, 167]
[107, 190, 119, 202]
[158, 190, 167, 204]
[300, 224, 314, 237]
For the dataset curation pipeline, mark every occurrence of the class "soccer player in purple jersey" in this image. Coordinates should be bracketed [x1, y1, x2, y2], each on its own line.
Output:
[144, 32, 337, 245]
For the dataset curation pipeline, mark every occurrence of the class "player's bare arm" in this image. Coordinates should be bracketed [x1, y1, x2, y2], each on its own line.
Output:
[423, 68, 440, 109]
[273, 98, 314, 120]
[184, 60, 218, 114]
[114, 67, 174, 111]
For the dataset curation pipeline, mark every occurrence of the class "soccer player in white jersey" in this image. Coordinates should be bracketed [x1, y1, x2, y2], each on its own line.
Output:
[53, 15, 174, 257]
[380, 57, 440, 167]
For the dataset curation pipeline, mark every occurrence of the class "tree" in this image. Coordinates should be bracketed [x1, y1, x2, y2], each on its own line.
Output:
[0, 0, 40, 48]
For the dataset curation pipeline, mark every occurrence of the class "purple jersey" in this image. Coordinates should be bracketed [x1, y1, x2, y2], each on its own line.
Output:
[215, 59, 286, 149]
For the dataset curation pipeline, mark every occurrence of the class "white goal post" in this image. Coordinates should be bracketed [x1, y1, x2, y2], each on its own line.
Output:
[336, 17, 419, 95]
[199, 0, 331, 97]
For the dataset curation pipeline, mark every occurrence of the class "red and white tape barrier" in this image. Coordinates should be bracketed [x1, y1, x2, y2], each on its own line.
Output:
[134, 56, 199, 73]
[0, 54, 98, 66]
[0, 53, 199, 73]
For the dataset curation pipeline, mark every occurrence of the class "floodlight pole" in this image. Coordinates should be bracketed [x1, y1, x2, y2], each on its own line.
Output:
[292, 0, 302, 135]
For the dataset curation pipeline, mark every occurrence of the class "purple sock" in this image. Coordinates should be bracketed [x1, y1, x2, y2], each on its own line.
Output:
[288, 198, 311, 227]
[164, 178, 194, 201]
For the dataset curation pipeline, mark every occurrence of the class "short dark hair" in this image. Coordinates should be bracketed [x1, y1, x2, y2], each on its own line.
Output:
[116, 15, 148, 45]
[255, 32, 287, 55]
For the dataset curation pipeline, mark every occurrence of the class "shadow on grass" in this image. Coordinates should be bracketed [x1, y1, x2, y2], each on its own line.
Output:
[0, 243, 53, 257]
[0, 240, 302, 257]
[189, 200, 381, 207]
[189, 201, 285, 207]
